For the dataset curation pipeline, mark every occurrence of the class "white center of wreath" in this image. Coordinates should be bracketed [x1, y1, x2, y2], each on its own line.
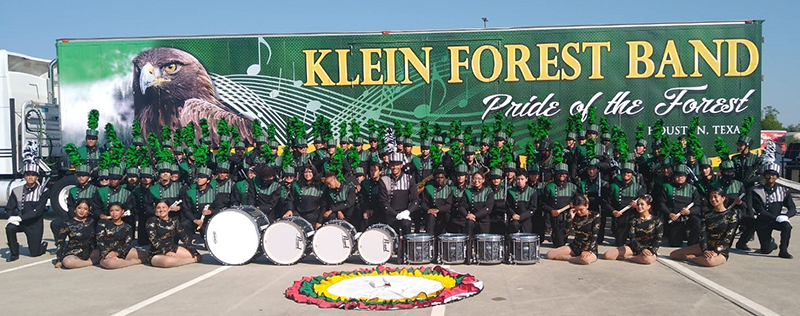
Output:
[325, 276, 445, 300]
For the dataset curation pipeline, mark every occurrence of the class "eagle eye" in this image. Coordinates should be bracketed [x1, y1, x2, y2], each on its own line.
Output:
[163, 63, 179, 73]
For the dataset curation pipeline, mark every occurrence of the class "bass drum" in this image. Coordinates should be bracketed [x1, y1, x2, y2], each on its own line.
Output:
[262, 216, 314, 265]
[357, 224, 397, 265]
[204, 206, 269, 265]
[312, 220, 357, 265]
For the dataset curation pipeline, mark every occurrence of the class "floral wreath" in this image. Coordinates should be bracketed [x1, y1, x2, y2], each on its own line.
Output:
[285, 265, 483, 310]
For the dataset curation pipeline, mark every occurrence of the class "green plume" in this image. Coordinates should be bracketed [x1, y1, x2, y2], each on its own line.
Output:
[367, 119, 378, 135]
[527, 121, 538, 141]
[231, 126, 241, 143]
[108, 140, 125, 167]
[687, 117, 704, 160]
[636, 123, 645, 140]
[739, 116, 753, 137]
[104, 123, 118, 143]
[216, 140, 230, 165]
[504, 122, 515, 139]
[502, 144, 514, 164]
[266, 123, 277, 142]
[552, 141, 564, 164]
[64, 143, 83, 166]
[660, 137, 672, 157]
[259, 143, 274, 164]
[87, 109, 99, 130]
[199, 118, 210, 139]
[652, 119, 664, 143]
[487, 144, 503, 170]
[433, 123, 442, 137]
[587, 106, 596, 125]
[347, 147, 360, 170]
[449, 142, 463, 166]
[98, 151, 111, 170]
[586, 137, 596, 161]
[524, 142, 537, 167]
[449, 120, 463, 138]
[481, 124, 493, 139]
[160, 126, 172, 143]
[136, 146, 149, 167]
[670, 139, 686, 164]
[132, 120, 142, 139]
[714, 137, 731, 162]
[147, 132, 160, 158]
[349, 120, 361, 139]
[393, 119, 403, 136]
[492, 112, 504, 134]
[327, 147, 347, 182]
[194, 144, 209, 167]
[217, 118, 230, 138]
[404, 122, 413, 138]
[567, 112, 582, 133]
[338, 121, 348, 138]
[612, 126, 629, 163]
[419, 120, 430, 141]
[431, 141, 443, 168]
[184, 122, 197, 148]
[600, 117, 610, 135]
[125, 146, 137, 168]
[281, 144, 292, 170]
[463, 126, 473, 146]
[252, 119, 263, 138]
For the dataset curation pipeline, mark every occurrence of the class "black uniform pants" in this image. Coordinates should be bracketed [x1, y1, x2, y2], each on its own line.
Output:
[138, 214, 153, 247]
[507, 218, 532, 234]
[612, 212, 634, 247]
[425, 212, 450, 236]
[550, 216, 569, 248]
[6, 220, 45, 257]
[392, 219, 413, 264]
[665, 215, 702, 247]
[736, 216, 758, 248]
[597, 207, 615, 244]
[531, 213, 546, 239]
[489, 215, 507, 235]
[757, 220, 792, 254]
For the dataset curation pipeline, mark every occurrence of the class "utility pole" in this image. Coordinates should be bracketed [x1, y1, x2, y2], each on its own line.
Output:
[482, 17, 488, 28]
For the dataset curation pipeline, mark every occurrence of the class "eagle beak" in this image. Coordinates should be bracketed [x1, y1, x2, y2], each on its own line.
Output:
[138, 63, 171, 94]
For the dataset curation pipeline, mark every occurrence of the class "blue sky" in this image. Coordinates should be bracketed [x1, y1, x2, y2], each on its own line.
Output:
[2, 0, 797, 125]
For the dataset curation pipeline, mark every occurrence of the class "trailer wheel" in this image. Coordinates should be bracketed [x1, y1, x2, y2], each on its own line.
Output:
[50, 175, 76, 218]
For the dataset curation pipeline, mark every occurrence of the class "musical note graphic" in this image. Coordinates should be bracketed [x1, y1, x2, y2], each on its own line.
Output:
[269, 68, 282, 98]
[247, 37, 272, 76]
[412, 62, 447, 119]
[292, 62, 303, 87]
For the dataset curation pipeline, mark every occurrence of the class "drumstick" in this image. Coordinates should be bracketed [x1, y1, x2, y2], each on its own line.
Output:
[668, 202, 694, 224]
[618, 199, 639, 214]
[196, 205, 210, 232]
[170, 200, 182, 207]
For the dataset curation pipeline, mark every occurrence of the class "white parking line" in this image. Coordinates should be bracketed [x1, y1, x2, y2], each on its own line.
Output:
[110, 266, 231, 316]
[657, 256, 780, 316]
[0, 258, 52, 275]
[430, 264, 450, 316]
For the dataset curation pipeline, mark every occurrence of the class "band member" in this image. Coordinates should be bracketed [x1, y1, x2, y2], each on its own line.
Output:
[507, 170, 537, 234]
[211, 162, 239, 211]
[745, 163, 795, 258]
[147, 200, 201, 268]
[286, 165, 325, 228]
[487, 169, 509, 234]
[183, 167, 215, 234]
[694, 157, 716, 198]
[670, 188, 738, 266]
[458, 171, 494, 263]
[54, 200, 99, 269]
[54, 165, 102, 240]
[379, 153, 419, 237]
[414, 140, 434, 183]
[321, 171, 357, 224]
[97, 203, 147, 269]
[277, 166, 296, 220]
[603, 194, 662, 264]
[360, 163, 383, 227]
[102, 166, 136, 238]
[578, 159, 610, 244]
[658, 165, 704, 247]
[609, 162, 646, 246]
[732, 129, 760, 188]
[545, 194, 600, 265]
[145, 162, 189, 235]
[5, 164, 49, 262]
[249, 165, 283, 221]
[542, 163, 580, 247]
[80, 110, 102, 173]
[421, 169, 453, 236]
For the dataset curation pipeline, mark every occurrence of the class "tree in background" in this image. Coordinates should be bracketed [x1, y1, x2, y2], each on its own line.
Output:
[762, 106, 784, 130]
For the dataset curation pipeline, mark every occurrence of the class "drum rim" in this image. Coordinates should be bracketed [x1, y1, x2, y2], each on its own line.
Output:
[357, 228, 395, 265]
[475, 233, 504, 241]
[204, 207, 265, 266]
[405, 233, 434, 241]
[438, 233, 469, 241]
[262, 219, 310, 265]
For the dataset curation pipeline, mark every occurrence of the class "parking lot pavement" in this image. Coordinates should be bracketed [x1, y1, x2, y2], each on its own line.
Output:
[0, 213, 796, 316]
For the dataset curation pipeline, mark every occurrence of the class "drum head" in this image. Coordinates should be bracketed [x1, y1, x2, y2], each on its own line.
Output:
[357, 228, 394, 265]
[313, 224, 354, 264]
[205, 209, 261, 265]
[262, 221, 308, 265]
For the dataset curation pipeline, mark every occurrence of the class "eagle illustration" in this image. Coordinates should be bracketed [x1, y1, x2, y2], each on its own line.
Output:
[132, 47, 253, 145]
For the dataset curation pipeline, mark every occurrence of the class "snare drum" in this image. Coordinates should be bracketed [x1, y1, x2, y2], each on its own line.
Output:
[204, 206, 269, 265]
[312, 220, 357, 265]
[357, 224, 397, 265]
[404, 233, 434, 264]
[507, 233, 540, 264]
[438, 233, 468, 264]
[262, 216, 314, 265]
[475, 234, 504, 265]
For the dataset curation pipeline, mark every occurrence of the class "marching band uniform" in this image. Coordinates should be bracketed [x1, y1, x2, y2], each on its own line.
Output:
[578, 159, 611, 244]
[5, 164, 49, 261]
[55, 217, 96, 264]
[378, 153, 419, 236]
[700, 203, 738, 260]
[607, 162, 646, 246]
[507, 171, 537, 234]
[628, 214, 664, 256]
[146, 215, 199, 262]
[747, 164, 795, 258]
[487, 169, 509, 235]
[657, 165, 704, 247]
[420, 169, 453, 236]
[96, 219, 134, 259]
[542, 163, 579, 247]
[249, 171, 283, 221]
[321, 181, 357, 224]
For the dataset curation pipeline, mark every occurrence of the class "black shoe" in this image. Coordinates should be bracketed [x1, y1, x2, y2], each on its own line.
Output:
[736, 243, 751, 251]
[6, 255, 19, 262]
[779, 251, 793, 259]
[33, 242, 48, 257]
[761, 240, 778, 254]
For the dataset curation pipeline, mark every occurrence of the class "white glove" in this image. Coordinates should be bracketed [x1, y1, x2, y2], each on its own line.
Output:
[123, 210, 132, 217]
[776, 215, 789, 223]
[396, 210, 411, 221]
[8, 216, 22, 226]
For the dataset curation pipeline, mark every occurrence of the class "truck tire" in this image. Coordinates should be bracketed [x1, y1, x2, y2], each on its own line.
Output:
[50, 175, 76, 218]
